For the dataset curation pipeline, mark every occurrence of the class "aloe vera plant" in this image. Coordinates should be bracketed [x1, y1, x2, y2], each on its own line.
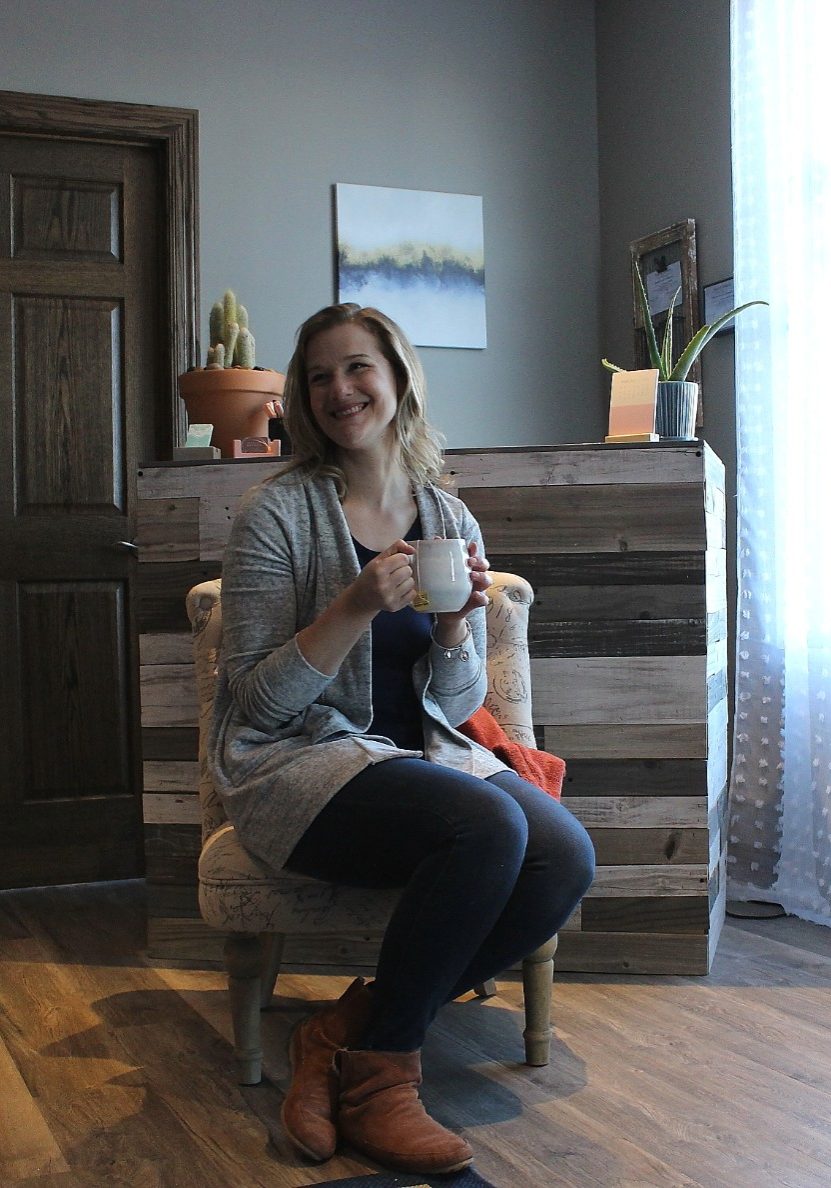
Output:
[602, 267, 767, 381]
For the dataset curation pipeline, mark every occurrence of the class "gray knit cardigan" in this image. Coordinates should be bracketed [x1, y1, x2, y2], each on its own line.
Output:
[207, 469, 506, 872]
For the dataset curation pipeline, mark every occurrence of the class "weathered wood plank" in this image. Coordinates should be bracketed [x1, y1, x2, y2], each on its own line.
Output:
[144, 823, 200, 856]
[706, 547, 727, 610]
[707, 635, 728, 680]
[529, 617, 706, 658]
[531, 655, 705, 724]
[707, 668, 727, 712]
[140, 631, 193, 665]
[706, 507, 727, 550]
[465, 484, 705, 553]
[142, 760, 199, 793]
[142, 792, 201, 825]
[447, 444, 705, 487]
[586, 864, 708, 897]
[200, 494, 251, 562]
[561, 795, 707, 828]
[136, 497, 200, 563]
[137, 458, 283, 500]
[708, 782, 729, 848]
[708, 878, 727, 969]
[145, 916, 225, 964]
[545, 723, 707, 759]
[581, 895, 710, 933]
[489, 550, 706, 587]
[532, 582, 705, 620]
[141, 726, 199, 761]
[588, 828, 709, 866]
[145, 846, 200, 888]
[494, 548, 708, 586]
[703, 440, 726, 493]
[707, 606, 727, 644]
[139, 665, 197, 723]
[555, 930, 710, 974]
[562, 758, 707, 797]
[707, 698, 729, 806]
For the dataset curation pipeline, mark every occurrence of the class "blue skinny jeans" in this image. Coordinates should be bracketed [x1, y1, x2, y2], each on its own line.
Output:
[285, 757, 595, 1051]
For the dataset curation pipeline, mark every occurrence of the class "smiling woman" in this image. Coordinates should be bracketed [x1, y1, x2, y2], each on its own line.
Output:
[206, 301, 594, 1175]
[282, 303, 444, 499]
[305, 324, 401, 462]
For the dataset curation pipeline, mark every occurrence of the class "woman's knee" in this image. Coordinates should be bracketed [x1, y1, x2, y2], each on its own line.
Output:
[555, 813, 596, 900]
[459, 785, 529, 861]
[570, 817, 596, 894]
[530, 806, 595, 897]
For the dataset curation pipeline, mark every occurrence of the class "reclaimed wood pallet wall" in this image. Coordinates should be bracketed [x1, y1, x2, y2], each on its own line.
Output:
[137, 443, 727, 974]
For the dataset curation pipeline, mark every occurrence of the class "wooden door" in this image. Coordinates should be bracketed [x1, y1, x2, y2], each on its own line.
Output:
[0, 134, 163, 887]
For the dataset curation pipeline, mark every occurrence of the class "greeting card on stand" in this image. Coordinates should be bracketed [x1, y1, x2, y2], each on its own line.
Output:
[605, 368, 659, 443]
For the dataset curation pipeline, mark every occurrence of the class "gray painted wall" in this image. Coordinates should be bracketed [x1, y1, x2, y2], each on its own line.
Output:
[595, 0, 734, 468]
[595, 0, 737, 684]
[2, 0, 602, 449]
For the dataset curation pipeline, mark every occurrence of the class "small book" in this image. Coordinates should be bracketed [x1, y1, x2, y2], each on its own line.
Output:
[606, 368, 659, 441]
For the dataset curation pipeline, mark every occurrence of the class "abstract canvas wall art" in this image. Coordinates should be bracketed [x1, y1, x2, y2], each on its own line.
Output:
[335, 183, 486, 349]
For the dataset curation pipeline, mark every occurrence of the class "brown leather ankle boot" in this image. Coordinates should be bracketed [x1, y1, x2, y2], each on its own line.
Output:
[337, 1048, 474, 1174]
[281, 977, 373, 1161]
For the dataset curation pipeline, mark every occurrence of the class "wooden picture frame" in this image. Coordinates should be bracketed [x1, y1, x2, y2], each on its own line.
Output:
[630, 219, 702, 422]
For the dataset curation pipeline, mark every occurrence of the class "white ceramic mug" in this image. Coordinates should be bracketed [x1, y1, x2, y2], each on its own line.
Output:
[411, 537, 471, 613]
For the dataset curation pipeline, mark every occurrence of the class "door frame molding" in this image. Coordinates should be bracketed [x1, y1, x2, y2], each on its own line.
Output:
[0, 89, 199, 451]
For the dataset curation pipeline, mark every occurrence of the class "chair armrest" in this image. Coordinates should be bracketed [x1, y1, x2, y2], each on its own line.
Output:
[485, 572, 536, 748]
[186, 579, 226, 842]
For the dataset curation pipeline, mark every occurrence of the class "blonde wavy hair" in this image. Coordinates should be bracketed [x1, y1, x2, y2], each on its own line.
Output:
[280, 303, 444, 498]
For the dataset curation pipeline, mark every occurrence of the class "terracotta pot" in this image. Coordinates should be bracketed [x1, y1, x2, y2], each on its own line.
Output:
[178, 368, 285, 457]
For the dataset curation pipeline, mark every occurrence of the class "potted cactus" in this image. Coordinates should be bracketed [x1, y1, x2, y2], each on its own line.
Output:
[178, 290, 285, 457]
[603, 268, 767, 438]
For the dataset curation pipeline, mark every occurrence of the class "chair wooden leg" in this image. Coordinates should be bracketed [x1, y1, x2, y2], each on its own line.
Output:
[259, 932, 286, 1010]
[521, 934, 558, 1066]
[224, 932, 266, 1085]
[473, 978, 498, 998]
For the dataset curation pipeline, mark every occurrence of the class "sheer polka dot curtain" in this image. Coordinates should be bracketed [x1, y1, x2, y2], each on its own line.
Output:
[729, 0, 831, 923]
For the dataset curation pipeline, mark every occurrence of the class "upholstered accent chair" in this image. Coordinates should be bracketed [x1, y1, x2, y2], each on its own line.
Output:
[186, 572, 557, 1084]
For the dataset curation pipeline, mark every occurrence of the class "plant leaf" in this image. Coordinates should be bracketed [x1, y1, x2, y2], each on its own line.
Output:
[602, 358, 625, 373]
[669, 300, 769, 380]
[661, 287, 680, 378]
[634, 265, 666, 377]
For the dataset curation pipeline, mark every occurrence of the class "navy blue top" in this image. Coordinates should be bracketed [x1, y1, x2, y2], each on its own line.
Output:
[352, 517, 431, 751]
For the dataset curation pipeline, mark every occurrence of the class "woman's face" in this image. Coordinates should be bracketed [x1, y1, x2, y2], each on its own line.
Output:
[305, 322, 401, 457]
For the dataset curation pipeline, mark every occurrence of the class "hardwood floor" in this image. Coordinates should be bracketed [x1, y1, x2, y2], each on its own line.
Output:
[2, 881, 831, 1187]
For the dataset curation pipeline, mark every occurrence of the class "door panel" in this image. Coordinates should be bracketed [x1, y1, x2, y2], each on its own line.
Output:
[0, 133, 161, 886]
[20, 582, 131, 798]
[17, 296, 125, 512]
[12, 173, 122, 261]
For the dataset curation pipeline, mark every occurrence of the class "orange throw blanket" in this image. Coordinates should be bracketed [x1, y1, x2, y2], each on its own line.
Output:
[458, 706, 565, 800]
